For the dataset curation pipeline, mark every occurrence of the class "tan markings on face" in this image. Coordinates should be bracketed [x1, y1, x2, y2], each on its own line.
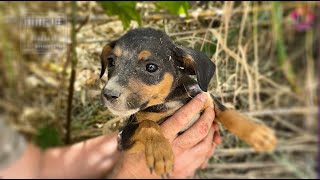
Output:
[101, 45, 112, 59]
[114, 46, 122, 57]
[100, 45, 113, 78]
[129, 73, 174, 107]
[138, 50, 152, 60]
[182, 54, 194, 68]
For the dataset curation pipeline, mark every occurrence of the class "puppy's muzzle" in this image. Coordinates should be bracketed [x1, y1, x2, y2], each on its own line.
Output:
[103, 89, 122, 102]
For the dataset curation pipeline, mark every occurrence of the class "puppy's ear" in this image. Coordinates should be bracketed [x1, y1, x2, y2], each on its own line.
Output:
[100, 40, 117, 78]
[172, 45, 216, 92]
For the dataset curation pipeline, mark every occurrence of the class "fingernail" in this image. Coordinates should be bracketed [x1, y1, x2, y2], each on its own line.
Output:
[196, 93, 207, 102]
[210, 104, 214, 109]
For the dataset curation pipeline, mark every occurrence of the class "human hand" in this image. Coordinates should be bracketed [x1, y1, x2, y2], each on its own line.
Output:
[112, 93, 222, 179]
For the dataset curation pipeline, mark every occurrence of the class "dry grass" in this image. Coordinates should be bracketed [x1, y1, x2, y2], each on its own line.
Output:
[0, 1, 318, 179]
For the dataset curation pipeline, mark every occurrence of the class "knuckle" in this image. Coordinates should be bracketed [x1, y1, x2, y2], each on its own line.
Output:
[198, 121, 210, 137]
[190, 97, 205, 109]
[209, 107, 215, 117]
[191, 100, 203, 109]
[174, 111, 189, 126]
[204, 108, 215, 121]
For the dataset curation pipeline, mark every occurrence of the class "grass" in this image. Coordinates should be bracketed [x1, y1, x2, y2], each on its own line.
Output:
[271, 1, 297, 91]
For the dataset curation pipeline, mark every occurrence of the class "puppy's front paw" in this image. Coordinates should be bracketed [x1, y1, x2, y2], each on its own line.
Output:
[246, 124, 277, 152]
[145, 136, 174, 178]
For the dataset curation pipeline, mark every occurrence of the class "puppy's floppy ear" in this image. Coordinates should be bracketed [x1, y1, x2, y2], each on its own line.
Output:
[172, 45, 216, 92]
[100, 40, 117, 78]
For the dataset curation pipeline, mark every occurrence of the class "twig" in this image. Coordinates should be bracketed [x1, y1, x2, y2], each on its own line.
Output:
[211, 29, 287, 92]
[284, 135, 318, 145]
[214, 144, 317, 157]
[65, 1, 78, 144]
[243, 106, 317, 117]
[247, 167, 301, 178]
[253, 2, 262, 110]
[272, 115, 305, 134]
[201, 173, 253, 179]
[316, 3, 320, 178]
[206, 162, 283, 169]
[200, 18, 215, 51]
[75, 15, 90, 33]
[239, 45, 254, 111]
[168, 29, 208, 37]
[211, 88, 303, 103]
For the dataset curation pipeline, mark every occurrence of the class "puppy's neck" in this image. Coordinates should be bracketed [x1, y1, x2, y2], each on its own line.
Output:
[136, 76, 202, 123]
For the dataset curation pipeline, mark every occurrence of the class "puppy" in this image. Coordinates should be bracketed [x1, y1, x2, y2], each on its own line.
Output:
[99, 28, 277, 177]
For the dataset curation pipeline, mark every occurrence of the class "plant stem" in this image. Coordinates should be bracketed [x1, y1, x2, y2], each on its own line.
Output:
[65, 1, 78, 144]
[271, 1, 296, 91]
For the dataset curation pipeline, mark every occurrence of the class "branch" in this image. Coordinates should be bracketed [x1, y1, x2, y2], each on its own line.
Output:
[65, 1, 78, 145]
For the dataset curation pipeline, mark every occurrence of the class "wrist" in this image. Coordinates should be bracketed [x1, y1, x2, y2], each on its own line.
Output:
[39, 133, 120, 178]
[0, 143, 42, 178]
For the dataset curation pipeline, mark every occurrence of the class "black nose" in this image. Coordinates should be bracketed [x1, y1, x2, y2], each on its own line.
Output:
[103, 89, 121, 101]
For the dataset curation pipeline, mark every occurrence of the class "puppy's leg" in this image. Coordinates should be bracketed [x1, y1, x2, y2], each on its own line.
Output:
[126, 120, 174, 177]
[210, 94, 277, 152]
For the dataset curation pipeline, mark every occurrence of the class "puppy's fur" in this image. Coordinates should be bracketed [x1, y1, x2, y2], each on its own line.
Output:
[99, 28, 277, 177]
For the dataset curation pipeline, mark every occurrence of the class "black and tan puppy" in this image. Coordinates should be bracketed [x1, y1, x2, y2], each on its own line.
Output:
[99, 28, 277, 177]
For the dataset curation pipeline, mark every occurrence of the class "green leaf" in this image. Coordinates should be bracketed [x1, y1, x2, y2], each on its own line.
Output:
[98, 1, 141, 29]
[34, 126, 62, 149]
[155, 1, 189, 17]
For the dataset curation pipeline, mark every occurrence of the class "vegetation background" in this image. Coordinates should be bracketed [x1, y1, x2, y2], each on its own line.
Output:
[0, 1, 318, 178]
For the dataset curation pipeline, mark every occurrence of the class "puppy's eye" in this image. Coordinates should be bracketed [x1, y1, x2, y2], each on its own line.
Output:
[107, 55, 115, 67]
[146, 63, 158, 73]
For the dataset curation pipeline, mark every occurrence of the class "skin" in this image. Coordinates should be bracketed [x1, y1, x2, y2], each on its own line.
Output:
[0, 93, 221, 178]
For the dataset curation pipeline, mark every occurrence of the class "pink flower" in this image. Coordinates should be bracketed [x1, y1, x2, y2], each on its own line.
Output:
[290, 6, 315, 31]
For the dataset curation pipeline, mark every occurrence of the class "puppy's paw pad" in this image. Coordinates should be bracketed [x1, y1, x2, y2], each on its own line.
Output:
[145, 137, 174, 177]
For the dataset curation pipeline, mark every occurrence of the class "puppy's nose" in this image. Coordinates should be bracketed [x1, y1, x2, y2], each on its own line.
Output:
[103, 89, 121, 101]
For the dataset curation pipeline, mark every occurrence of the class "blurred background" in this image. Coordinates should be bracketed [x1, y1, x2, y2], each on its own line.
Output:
[0, 1, 318, 178]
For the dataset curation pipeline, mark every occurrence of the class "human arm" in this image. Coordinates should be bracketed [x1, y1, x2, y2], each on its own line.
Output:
[0, 132, 120, 178]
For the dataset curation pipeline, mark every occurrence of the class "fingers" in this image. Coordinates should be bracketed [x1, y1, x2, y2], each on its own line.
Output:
[171, 127, 215, 176]
[173, 108, 215, 149]
[212, 122, 222, 145]
[213, 122, 219, 131]
[161, 93, 210, 142]
[168, 124, 221, 178]
[199, 123, 222, 169]
[189, 125, 215, 157]
[200, 143, 216, 169]
[200, 126, 221, 169]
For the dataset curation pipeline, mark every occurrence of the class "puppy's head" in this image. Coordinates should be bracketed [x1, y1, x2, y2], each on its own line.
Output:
[99, 28, 215, 116]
